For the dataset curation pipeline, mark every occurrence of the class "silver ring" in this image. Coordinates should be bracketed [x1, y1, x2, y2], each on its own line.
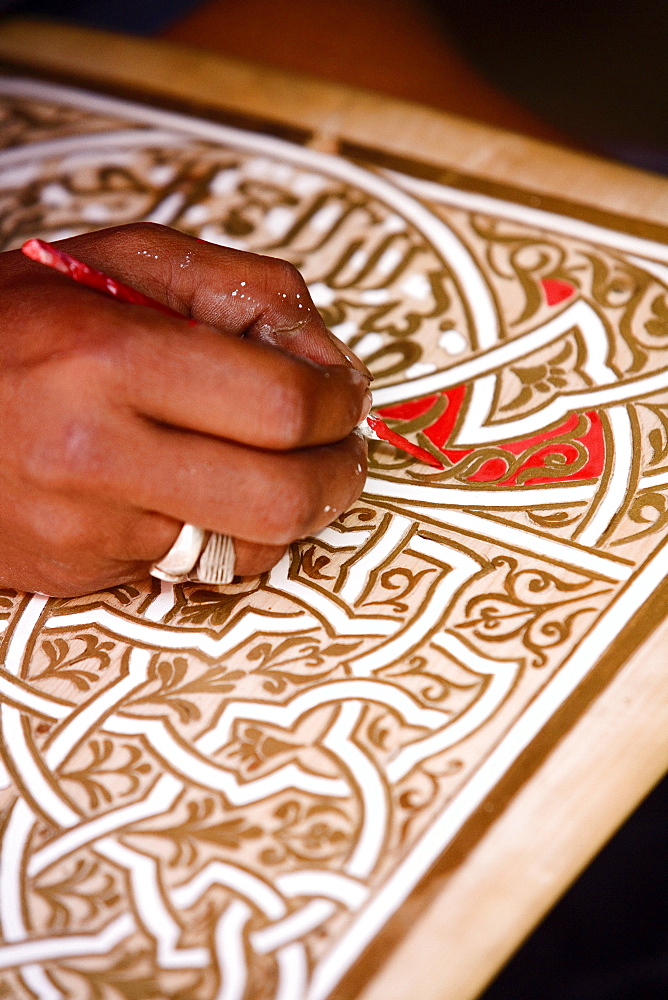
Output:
[151, 525, 235, 585]
[191, 531, 236, 585]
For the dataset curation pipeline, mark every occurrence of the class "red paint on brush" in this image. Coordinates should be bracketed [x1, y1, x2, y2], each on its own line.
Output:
[21, 238, 186, 319]
[366, 415, 444, 469]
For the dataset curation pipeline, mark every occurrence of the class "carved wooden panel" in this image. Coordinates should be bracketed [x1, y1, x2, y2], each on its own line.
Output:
[1, 78, 668, 1000]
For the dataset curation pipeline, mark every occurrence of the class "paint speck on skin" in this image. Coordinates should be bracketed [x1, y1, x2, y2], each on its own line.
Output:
[240, 281, 246, 287]
[179, 252, 193, 269]
[356, 464, 362, 474]
[137, 250, 159, 259]
[323, 505, 334, 513]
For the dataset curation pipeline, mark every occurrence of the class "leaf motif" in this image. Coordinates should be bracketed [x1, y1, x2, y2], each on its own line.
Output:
[135, 655, 244, 722]
[649, 427, 666, 465]
[300, 545, 335, 580]
[131, 796, 262, 866]
[176, 588, 254, 627]
[514, 362, 548, 385]
[103, 583, 140, 605]
[35, 634, 115, 690]
[34, 857, 119, 931]
[62, 740, 150, 810]
[321, 642, 361, 657]
[645, 293, 668, 339]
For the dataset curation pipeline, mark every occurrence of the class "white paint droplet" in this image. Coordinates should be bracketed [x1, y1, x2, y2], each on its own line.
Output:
[401, 272, 431, 300]
[438, 330, 467, 355]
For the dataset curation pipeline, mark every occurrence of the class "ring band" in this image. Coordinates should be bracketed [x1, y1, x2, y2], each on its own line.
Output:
[151, 524, 235, 585]
[191, 531, 236, 584]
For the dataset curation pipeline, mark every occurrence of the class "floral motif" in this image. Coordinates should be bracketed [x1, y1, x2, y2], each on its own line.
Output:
[453, 556, 610, 667]
[261, 798, 354, 866]
[61, 738, 152, 810]
[33, 634, 116, 691]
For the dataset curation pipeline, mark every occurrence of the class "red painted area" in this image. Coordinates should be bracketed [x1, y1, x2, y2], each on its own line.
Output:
[421, 384, 468, 449]
[378, 385, 467, 448]
[377, 395, 439, 421]
[541, 277, 576, 306]
[461, 410, 604, 485]
[376, 383, 605, 486]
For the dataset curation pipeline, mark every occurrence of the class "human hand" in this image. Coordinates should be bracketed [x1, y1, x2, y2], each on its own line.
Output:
[0, 223, 370, 596]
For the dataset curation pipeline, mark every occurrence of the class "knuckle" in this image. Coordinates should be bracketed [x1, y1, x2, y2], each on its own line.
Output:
[267, 256, 304, 288]
[29, 505, 91, 557]
[23, 414, 109, 492]
[263, 256, 313, 304]
[118, 221, 171, 244]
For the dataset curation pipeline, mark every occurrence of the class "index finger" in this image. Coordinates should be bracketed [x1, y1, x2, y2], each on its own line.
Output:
[55, 223, 372, 375]
[109, 303, 372, 449]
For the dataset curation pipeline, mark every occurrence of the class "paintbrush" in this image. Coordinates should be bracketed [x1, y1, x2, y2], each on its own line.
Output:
[21, 238, 442, 469]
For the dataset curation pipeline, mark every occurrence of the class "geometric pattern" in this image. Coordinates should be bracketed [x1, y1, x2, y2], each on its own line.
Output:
[1, 77, 668, 1000]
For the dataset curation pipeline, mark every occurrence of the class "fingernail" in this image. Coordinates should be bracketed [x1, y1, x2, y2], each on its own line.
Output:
[327, 330, 373, 380]
[358, 389, 373, 424]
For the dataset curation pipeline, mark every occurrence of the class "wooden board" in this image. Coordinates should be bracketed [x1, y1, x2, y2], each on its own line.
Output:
[0, 21, 666, 1000]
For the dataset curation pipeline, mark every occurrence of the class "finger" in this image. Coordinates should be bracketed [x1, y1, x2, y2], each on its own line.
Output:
[125, 421, 367, 546]
[113, 306, 372, 448]
[49, 223, 372, 374]
[4, 278, 370, 449]
[113, 510, 288, 578]
[4, 493, 288, 596]
[41, 411, 368, 546]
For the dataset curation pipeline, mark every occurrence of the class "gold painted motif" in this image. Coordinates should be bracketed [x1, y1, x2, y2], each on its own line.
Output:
[0, 79, 668, 1000]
